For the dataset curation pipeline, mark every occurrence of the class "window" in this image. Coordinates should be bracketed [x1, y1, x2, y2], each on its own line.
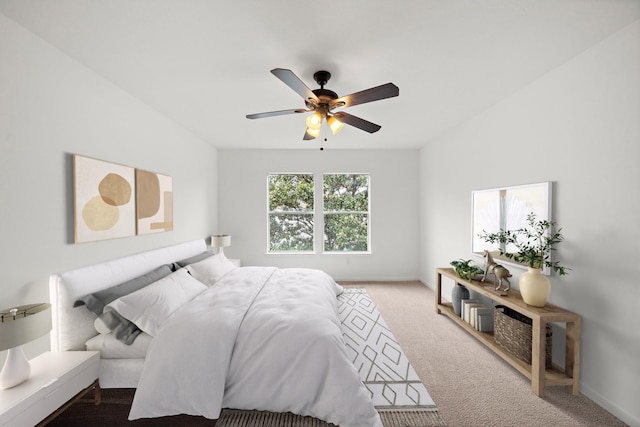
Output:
[323, 174, 370, 252]
[267, 173, 370, 253]
[267, 174, 314, 252]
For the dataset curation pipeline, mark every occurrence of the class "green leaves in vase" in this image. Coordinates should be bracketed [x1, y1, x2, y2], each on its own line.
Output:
[477, 212, 570, 275]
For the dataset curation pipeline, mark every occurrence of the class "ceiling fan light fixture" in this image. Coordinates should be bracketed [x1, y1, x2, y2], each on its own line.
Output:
[327, 116, 344, 135]
[306, 112, 323, 130]
[306, 127, 321, 138]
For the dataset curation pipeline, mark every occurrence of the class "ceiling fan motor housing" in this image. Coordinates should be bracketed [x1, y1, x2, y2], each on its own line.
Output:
[305, 71, 339, 111]
[306, 89, 338, 111]
[313, 70, 332, 88]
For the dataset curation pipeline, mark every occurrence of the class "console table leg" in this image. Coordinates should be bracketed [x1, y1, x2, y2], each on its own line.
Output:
[565, 318, 581, 395]
[531, 319, 546, 396]
[435, 272, 443, 314]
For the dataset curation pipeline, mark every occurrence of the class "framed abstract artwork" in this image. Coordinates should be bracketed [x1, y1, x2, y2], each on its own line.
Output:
[471, 181, 552, 271]
[73, 155, 136, 243]
[136, 169, 174, 235]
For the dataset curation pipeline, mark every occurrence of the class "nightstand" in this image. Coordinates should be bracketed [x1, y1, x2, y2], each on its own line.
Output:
[0, 351, 100, 426]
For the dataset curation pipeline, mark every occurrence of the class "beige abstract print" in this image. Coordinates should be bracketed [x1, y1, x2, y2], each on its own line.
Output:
[136, 169, 173, 235]
[74, 155, 135, 243]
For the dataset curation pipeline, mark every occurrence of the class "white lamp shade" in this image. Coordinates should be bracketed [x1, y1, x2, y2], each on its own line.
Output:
[0, 303, 52, 352]
[306, 127, 321, 138]
[211, 234, 231, 248]
[305, 112, 322, 130]
[327, 116, 344, 134]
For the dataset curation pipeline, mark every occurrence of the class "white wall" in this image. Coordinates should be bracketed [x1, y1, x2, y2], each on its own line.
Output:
[419, 21, 640, 426]
[0, 15, 217, 360]
[218, 149, 419, 281]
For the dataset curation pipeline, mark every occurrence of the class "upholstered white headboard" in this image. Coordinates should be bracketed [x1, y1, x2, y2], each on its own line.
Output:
[49, 239, 207, 352]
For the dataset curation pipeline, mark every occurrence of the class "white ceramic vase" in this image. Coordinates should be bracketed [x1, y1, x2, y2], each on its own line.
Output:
[519, 267, 550, 307]
[0, 346, 31, 389]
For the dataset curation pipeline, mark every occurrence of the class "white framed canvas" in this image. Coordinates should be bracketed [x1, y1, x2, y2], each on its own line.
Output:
[73, 155, 136, 243]
[471, 181, 552, 271]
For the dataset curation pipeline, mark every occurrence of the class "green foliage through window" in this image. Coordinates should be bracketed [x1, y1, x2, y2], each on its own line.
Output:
[324, 174, 370, 252]
[324, 213, 368, 251]
[269, 213, 314, 251]
[268, 174, 314, 252]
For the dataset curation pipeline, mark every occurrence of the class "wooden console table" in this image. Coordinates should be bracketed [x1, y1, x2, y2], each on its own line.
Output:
[435, 267, 580, 397]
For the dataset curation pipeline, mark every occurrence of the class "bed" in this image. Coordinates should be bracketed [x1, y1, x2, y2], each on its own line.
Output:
[49, 239, 381, 427]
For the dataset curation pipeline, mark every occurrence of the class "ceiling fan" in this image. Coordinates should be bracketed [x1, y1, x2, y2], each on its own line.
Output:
[246, 68, 399, 140]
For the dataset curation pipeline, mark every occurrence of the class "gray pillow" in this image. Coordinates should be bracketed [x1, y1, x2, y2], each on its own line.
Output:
[173, 251, 214, 269]
[73, 264, 173, 314]
[97, 310, 142, 345]
[73, 264, 173, 345]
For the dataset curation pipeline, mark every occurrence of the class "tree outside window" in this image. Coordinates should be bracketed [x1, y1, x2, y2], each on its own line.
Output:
[267, 174, 314, 252]
[323, 174, 370, 252]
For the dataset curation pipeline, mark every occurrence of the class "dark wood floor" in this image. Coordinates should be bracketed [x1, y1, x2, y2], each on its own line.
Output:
[48, 388, 218, 426]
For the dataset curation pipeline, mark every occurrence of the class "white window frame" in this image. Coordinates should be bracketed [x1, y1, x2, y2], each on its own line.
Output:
[266, 173, 315, 254]
[322, 173, 371, 254]
[266, 173, 371, 254]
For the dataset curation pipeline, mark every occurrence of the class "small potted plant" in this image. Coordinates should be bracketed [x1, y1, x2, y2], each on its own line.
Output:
[477, 212, 569, 306]
[450, 259, 484, 281]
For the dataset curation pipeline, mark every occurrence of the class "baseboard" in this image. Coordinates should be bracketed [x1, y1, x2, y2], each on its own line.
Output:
[580, 382, 639, 427]
[335, 277, 423, 283]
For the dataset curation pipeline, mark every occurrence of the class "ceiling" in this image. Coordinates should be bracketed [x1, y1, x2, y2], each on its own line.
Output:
[1, 1, 639, 150]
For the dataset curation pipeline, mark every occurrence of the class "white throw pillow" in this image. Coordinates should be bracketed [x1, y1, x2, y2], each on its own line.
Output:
[85, 332, 152, 359]
[94, 316, 111, 334]
[186, 253, 237, 286]
[105, 268, 206, 336]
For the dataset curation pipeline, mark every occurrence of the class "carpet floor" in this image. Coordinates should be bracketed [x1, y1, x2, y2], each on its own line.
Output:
[346, 282, 628, 427]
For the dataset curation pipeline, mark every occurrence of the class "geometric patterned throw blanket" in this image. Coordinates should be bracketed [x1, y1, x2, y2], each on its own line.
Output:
[337, 288, 437, 412]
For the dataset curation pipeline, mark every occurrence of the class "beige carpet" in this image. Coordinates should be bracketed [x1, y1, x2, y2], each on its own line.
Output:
[349, 282, 628, 427]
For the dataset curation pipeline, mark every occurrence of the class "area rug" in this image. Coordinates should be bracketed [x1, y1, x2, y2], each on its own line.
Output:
[337, 287, 437, 412]
[217, 409, 448, 427]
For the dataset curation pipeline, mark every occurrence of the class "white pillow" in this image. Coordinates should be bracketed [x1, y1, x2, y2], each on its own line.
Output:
[105, 268, 206, 336]
[85, 332, 152, 359]
[94, 316, 111, 334]
[186, 253, 237, 286]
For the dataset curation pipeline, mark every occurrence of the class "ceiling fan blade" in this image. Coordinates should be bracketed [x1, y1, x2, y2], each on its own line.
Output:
[333, 112, 381, 133]
[271, 68, 319, 104]
[303, 129, 317, 140]
[333, 83, 399, 109]
[246, 108, 308, 119]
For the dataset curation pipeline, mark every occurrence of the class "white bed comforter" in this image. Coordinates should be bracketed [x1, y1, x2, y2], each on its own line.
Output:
[129, 266, 382, 427]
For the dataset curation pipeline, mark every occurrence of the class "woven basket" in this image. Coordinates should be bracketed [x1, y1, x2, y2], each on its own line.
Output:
[494, 306, 552, 369]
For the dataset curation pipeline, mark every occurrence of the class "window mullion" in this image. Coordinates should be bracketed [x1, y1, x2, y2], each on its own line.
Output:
[315, 173, 323, 254]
